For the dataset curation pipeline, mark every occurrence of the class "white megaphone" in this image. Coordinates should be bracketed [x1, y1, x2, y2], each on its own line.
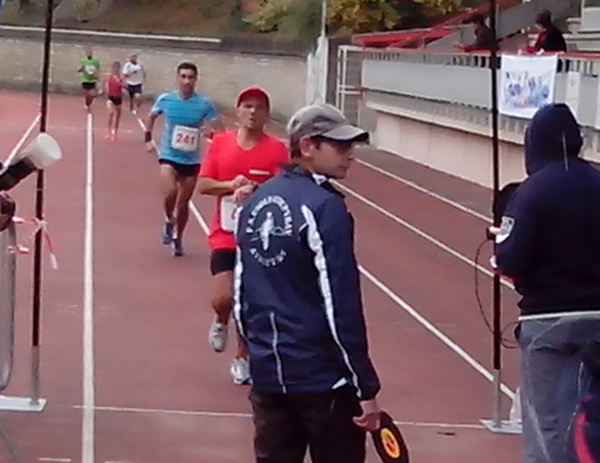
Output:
[13, 133, 62, 169]
[0, 133, 62, 191]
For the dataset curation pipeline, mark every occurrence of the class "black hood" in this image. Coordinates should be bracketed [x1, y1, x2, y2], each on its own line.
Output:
[524, 103, 583, 175]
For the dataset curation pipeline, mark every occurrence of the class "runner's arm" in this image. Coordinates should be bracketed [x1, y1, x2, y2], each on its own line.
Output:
[197, 138, 241, 195]
[103, 74, 112, 94]
[145, 95, 166, 137]
[197, 178, 237, 196]
[201, 100, 225, 136]
[145, 112, 161, 143]
[207, 117, 225, 133]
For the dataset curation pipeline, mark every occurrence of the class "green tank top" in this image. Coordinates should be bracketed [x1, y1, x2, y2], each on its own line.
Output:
[81, 57, 100, 83]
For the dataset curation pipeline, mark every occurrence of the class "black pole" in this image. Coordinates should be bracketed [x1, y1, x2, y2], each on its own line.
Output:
[31, 0, 54, 405]
[488, 0, 502, 426]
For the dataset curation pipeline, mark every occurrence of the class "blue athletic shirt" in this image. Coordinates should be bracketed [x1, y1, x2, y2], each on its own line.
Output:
[150, 91, 219, 165]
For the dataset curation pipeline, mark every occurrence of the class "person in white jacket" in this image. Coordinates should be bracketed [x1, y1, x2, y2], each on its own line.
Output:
[122, 53, 146, 114]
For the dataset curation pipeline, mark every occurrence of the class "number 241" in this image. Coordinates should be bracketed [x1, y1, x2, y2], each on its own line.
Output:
[176, 133, 197, 145]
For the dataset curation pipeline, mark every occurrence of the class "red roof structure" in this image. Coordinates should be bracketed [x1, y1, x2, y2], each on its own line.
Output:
[351, 0, 523, 49]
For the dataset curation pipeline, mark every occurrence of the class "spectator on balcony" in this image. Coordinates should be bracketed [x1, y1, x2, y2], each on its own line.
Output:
[524, 10, 567, 54]
[456, 13, 497, 52]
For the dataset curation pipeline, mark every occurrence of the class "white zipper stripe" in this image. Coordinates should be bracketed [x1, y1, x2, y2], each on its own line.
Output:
[301, 204, 362, 396]
[232, 246, 245, 337]
[269, 312, 286, 393]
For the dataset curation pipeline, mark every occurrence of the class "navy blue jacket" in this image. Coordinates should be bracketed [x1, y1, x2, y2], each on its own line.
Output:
[496, 103, 600, 315]
[233, 165, 380, 400]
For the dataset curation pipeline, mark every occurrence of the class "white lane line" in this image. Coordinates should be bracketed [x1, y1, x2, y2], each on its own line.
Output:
[75, 405, 485, 430]
[190, 202, 209, 234]
[333, 180, 515, 292]
[134, 116, 146, 132]
[188, 201, 514, 399]
[355, 157, 491, 221]
[82, 112, 95, 463]
[359, 266, 515, 399]
[39, 458, 72, 463]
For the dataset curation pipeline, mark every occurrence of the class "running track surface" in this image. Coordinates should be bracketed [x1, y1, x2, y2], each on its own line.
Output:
[0, 88, 523, 462]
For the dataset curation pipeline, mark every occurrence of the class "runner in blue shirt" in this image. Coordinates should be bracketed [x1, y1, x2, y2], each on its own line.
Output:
[145, 61, 223, 257]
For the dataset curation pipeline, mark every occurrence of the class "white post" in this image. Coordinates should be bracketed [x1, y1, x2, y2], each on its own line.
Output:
[565, 70, 581, 117]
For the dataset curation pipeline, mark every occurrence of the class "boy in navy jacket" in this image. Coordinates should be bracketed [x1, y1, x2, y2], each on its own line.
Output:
[493, 104, 600, 463]
[233, 103, 381, 463]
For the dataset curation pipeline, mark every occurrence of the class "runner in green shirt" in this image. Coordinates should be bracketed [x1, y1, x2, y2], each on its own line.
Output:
[78, 48, 100, 110]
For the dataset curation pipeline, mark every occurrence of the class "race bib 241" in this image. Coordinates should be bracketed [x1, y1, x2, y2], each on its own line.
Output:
[171, 125, 199, 152]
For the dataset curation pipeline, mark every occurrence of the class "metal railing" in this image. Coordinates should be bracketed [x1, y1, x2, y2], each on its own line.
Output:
[360, 48, 600, 130]
[0, 222, 16, 394]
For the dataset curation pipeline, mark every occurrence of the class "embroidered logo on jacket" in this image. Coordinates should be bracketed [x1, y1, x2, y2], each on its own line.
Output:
[245, 195, 293, 267]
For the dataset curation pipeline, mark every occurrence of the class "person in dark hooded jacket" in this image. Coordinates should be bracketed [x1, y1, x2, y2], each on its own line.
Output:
[493, 103, 600, 463]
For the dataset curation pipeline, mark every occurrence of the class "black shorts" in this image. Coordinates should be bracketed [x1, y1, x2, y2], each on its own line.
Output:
[128, 84, 143, 98]
[82, 82, 96, 91]
[158, 159, 200, 177]
[108, 96, 122, 106]
[210, 249, 235, 276]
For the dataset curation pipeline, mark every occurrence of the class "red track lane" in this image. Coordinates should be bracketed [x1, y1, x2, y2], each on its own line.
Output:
[0, 94, 89, 461]
[337, 162, 523, 370]
[341, 163, 493, 260]
[0, 90, 523, 463]
[356, 148, 496, 218]
[0, 90, 40, 149]
[92, 109, 257, 462]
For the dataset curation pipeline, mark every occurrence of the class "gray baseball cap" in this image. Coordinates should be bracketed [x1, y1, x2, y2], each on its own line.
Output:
[287, 103, 369, 144]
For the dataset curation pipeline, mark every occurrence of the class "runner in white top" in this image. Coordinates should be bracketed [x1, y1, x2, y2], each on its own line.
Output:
[122, 53, 145, 114]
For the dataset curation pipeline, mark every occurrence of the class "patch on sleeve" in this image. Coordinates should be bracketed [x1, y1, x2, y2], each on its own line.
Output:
[495, 216, 514, 244]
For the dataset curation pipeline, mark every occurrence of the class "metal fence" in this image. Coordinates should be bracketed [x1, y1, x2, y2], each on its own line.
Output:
[0, 222, 16, 393]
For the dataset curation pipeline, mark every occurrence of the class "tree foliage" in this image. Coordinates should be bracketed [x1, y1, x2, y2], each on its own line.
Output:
[415, 0, 464, 15]
[244, 0, 484, 37]
[415, 0, 486, 17]
[279, 0, 322, 44]
[243, 0, 290, 33]
[328, 0, 400, 34]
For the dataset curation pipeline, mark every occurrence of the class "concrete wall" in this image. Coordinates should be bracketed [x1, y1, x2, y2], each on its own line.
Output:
[0, 29, 308, 121]
[374, 112, 526, 189]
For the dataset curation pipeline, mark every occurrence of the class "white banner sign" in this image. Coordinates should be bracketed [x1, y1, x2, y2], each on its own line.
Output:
[499, 54, 558, 119]
[306, 36, 329, 105]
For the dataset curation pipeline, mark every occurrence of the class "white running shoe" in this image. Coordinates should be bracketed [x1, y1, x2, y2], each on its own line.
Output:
[208, 319, 228, 353]
[230, 357, 252, 385]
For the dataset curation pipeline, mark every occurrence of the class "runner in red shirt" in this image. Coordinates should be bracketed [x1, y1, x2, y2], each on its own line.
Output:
[197, 87, 288, 385]
[103, 61, 125, 142]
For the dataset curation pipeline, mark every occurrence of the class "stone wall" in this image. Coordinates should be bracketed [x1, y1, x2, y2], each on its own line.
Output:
[0, 27, 308, 121]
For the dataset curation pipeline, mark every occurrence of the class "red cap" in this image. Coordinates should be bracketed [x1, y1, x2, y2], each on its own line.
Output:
[236, 86, 270, 108]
